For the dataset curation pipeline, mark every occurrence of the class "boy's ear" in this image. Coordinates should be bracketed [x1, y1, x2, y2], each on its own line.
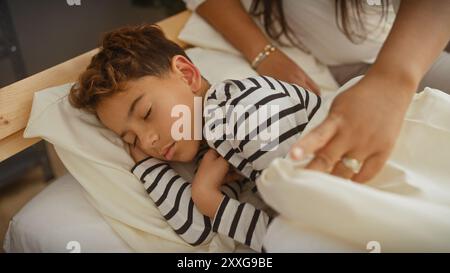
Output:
[171, 55, 202, 94]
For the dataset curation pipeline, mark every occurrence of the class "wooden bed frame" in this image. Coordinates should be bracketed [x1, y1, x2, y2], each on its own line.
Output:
[0, 10, 192, 163]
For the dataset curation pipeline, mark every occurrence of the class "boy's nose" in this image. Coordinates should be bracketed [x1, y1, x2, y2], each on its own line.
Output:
[140, 132, 159, 150]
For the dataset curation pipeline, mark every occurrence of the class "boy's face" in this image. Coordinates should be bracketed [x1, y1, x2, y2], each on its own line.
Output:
[96, 55, 205, 162]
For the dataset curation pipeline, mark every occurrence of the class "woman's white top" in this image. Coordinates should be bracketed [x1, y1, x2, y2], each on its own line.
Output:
[184, 0, 400, 66]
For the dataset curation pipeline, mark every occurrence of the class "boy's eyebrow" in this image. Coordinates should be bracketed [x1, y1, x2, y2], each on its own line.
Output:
[120, 94, 144, 138]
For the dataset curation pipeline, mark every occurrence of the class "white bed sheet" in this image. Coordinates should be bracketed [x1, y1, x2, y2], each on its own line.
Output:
[2, 172, 256, 253]
[264, 217, 364, 253]
[3, 172, 359, 253]
[3, 173, 132, 253]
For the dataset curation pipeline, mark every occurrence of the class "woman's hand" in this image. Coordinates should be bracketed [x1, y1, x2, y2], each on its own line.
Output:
[196, 0, 320, 94]
[290, 0, 450, 183]
[289, 75, 415, 182]
[257, 49, 320, 95]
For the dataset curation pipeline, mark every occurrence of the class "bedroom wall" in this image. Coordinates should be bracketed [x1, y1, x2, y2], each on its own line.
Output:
[1, 0, 185, 87]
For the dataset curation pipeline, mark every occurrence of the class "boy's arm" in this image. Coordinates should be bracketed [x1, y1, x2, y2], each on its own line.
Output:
[129, 145, 246, 247]
[194, 190, 272, 252]
[131, 157, 215, 246]
[192, 149, 271, 252]
[195, 143, 245, 201]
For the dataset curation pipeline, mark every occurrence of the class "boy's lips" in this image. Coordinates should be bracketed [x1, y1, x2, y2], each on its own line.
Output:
[161, 141, 176, 160]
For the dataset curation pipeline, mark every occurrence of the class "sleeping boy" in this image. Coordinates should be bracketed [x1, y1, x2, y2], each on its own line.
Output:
[69, 24, 321, 252]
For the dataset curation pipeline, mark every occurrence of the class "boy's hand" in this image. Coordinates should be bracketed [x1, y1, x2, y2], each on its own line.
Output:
[224, 168, 245, 184]
[191, 149, 232, 218]
[193, 149, 230, 191]
[128, 143, 149, 163]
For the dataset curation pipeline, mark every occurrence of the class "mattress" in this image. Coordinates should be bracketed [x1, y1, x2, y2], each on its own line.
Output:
[3, 173, 132, 253]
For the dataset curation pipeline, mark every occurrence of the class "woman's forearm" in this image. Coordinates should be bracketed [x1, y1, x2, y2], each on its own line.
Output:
[196, 0, 270, 62]
[368, 0, 450, 96]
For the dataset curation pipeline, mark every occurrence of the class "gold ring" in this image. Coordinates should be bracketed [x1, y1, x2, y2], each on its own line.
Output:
[341, 157, 363, 174]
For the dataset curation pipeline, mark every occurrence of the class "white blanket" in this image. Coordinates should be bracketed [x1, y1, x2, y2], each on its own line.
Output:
[258, 77, 450, 252]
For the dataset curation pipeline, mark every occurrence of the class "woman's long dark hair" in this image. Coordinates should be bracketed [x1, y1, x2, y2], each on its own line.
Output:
[249, 0, 390, 45]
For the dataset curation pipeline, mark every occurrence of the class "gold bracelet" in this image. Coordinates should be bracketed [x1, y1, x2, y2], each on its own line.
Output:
[251, 44, 276, 69]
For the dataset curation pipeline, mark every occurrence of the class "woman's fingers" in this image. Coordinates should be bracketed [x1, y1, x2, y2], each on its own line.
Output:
[352, 152, 389, 183]
[331, 149, 368, 180]
[294, 78, 317, 95]
[289, 110, 379, 182]
[289, 114, 341, 160]
[289, 75, 411, 182]
[331, 161, 355, 180]
[291, 71, 320, 95]
[305, 76, 321, 95]
[305, 133, 348, 172]
[256, 48, 321, 94]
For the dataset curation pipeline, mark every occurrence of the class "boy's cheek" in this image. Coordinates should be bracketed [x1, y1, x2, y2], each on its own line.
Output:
[174, 143, 199, 162]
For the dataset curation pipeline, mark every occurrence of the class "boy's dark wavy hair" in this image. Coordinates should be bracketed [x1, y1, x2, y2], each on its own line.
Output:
[69, 24, 189, 114]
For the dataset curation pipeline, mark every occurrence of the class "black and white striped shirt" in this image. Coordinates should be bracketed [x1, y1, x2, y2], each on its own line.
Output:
[131, 76, 321, 252]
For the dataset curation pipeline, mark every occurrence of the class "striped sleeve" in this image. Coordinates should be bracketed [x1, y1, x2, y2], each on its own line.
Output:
[131, 157, 215, 246]
[130, 155, 247, 247]
[209, 76, 321, 176]
[201, 76, 322, 251]
[212, 195, 271, 252]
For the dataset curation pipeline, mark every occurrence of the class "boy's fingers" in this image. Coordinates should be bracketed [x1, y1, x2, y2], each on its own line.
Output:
[207, 149, 218, 157]
[203, 149, 218, 161]
[229, 172, 242, 181]
[224, 172, 242, 183]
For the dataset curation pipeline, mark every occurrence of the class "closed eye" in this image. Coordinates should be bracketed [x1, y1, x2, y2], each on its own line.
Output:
[132, 106, 151, 147]
[133, 107, 152, 147]
[144, 106, 152, 120]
